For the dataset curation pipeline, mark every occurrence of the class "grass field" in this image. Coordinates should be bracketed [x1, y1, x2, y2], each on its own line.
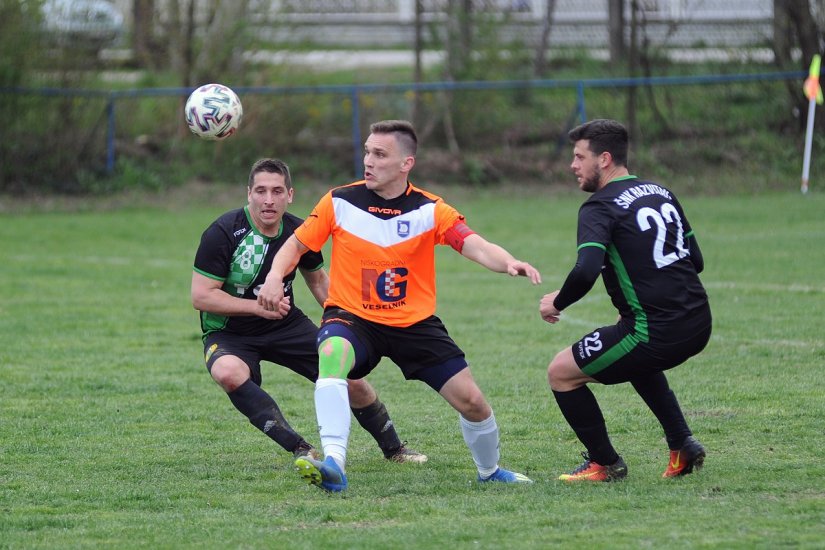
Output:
[1, 187, 824, 549]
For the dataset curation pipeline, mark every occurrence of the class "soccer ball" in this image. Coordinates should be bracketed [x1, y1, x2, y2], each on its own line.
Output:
[184, 83, 243, 141]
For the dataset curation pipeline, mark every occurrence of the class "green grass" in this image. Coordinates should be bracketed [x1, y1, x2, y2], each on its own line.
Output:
[1, 189, 824, 548]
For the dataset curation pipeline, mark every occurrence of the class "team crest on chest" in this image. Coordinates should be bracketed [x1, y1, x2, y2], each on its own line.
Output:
[396, 220, 410, 237]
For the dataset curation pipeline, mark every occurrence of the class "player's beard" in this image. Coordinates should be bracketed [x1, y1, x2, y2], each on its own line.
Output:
[581, 166, 601, 193]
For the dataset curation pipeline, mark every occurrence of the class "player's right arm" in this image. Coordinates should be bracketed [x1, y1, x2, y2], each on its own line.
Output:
[541, 201, 609, 323]
[191, 271, 289, 319]
[258, 234, 308, 312]
[551, 245, 604, 311]
[300, 266, 330, 308]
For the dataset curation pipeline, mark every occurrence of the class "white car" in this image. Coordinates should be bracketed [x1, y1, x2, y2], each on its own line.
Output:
[41, 0, 124, 49]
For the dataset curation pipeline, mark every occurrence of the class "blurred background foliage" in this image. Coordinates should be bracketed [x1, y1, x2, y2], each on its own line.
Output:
[0, 0, 823, 195]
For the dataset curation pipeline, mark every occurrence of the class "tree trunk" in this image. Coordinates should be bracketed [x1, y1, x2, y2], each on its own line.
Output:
[533, 0, 557, 77]
[772, 0, 793, 68]
[442, 0, 466, 154]
[133, 0, 160, 69]
[412, 0, 424, 126]
[773, 0, 825, 131]
[460, 0, 473, 70]
[625, 0, 638, 137]
[182, 0, 195, 87]
[608, 0, 625, 64]
[777, 0, 822, 70]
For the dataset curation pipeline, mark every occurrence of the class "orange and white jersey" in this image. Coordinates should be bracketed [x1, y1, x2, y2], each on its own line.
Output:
[295, 181, 466, 327]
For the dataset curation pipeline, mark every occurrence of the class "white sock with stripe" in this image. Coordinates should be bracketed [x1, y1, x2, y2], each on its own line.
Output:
[315, 377, 351, 471]
[460, 413, 500, 478]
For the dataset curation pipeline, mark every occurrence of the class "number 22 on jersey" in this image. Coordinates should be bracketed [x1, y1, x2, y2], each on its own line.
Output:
[636, 203, 689, 269]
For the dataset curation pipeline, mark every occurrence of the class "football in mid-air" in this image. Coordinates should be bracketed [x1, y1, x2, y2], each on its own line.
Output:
[184, 83, 243, 140]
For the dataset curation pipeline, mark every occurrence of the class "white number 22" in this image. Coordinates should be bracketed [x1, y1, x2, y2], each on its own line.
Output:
[636, 204, 689, 269]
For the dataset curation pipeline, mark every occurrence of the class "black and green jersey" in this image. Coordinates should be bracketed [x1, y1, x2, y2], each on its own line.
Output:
[570, 176, 708, 338]
[193, 207, 323, 338]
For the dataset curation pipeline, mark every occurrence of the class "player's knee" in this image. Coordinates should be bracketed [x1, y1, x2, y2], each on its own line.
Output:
[547, 359, 558, 387]
[210, 358, 250, 392]
[462, 394, 492, 421]
[548, 351, 584, 391]
[453, 386, 491, 420]
[317, 336, 355, 379]
[547, 352, 568, 389]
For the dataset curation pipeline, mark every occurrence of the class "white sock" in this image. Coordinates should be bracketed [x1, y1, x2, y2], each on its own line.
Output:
[460, 413, 500, 478]
[315, 378, 351, 471]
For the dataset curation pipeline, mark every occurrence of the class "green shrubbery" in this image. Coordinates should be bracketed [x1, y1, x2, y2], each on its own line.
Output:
[0, 1, 820, 197]
[4, 63, 818, 196]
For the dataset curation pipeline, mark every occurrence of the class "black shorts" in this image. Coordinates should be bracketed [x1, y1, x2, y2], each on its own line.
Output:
[572, 306, 712, 385]
[318, 307, 468, 391]
[203, 313, 319, 386]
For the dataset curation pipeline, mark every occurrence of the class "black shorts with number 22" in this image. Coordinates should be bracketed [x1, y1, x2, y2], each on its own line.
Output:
[572, 304, 712, 385]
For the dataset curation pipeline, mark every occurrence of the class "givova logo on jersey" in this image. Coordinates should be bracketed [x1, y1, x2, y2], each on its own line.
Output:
[361, 267, 408, 310]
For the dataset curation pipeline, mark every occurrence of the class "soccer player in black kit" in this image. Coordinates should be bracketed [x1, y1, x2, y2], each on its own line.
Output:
[191, 158, 425, 465]
[540, 119, 711, 481]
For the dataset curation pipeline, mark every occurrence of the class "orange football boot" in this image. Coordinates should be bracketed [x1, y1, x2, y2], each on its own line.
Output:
[559, 453, 628, 482]
[663, 436, 706, 478]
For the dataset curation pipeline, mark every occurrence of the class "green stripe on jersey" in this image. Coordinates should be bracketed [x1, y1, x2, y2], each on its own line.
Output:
[582, 244, 651, 376]
[577, 241, 606, 252]
[606, 243, 649, 342]
[200, 311, 229, 339]
[582, 332, 641, 376]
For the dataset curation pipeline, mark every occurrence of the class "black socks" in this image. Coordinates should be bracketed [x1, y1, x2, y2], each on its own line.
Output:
[553, 386, 620, 466]
[631, 372, 692, 450]
[351, 399, 402, 457]
[228, 379, 305, 453]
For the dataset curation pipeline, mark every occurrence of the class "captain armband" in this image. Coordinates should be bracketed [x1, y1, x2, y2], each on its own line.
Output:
[445, 220, 477, 252]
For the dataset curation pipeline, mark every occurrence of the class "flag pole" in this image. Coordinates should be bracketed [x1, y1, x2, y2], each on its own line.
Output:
[801, 54, 822, 194]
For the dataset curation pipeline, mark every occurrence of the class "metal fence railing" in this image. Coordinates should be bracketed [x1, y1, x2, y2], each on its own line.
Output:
[0, 69, 807, 182]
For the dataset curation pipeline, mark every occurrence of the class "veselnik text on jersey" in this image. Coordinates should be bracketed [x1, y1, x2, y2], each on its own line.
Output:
[613, 183, 673, 209]
[362, 300, 407, 310]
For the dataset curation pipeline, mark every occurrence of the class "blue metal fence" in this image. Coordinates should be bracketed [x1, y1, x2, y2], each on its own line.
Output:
[2, 70, 806, 179]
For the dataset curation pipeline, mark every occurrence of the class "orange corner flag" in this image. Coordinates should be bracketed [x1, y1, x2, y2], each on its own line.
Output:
[803, 54, 823, 105]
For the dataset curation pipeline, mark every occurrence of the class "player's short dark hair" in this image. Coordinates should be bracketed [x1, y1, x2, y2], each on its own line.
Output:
[568, 119, 629, 167]
[369, 119, 418, 156]
[248, 158, 292, 189]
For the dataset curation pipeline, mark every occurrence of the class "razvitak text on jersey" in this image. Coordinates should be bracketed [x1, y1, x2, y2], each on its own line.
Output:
[613, 183, 672, 209]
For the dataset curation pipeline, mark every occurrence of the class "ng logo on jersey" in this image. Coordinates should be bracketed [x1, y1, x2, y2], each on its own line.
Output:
[361, 267, 408, 308]
[397, 220, 410, 238]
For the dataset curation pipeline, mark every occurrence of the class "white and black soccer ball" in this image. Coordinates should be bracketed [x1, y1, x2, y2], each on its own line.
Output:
[184, 83, 243, 141]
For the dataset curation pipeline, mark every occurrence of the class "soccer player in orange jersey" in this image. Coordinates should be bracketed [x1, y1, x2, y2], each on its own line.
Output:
[258, 120, 541, 491]
[191, 158, 426, 467]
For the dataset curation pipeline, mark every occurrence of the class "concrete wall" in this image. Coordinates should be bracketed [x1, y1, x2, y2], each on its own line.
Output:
[112, 0, 776, 49]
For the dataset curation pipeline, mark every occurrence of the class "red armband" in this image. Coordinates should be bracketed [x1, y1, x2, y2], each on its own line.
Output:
[445, 220, 476, 252]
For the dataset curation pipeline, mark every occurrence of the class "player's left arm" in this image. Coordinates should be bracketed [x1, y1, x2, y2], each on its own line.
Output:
[674, 198, 704, 274]
[686, 232, 704, 274]
[299, 266, 329, 308]
[459, 232, 542, 284]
